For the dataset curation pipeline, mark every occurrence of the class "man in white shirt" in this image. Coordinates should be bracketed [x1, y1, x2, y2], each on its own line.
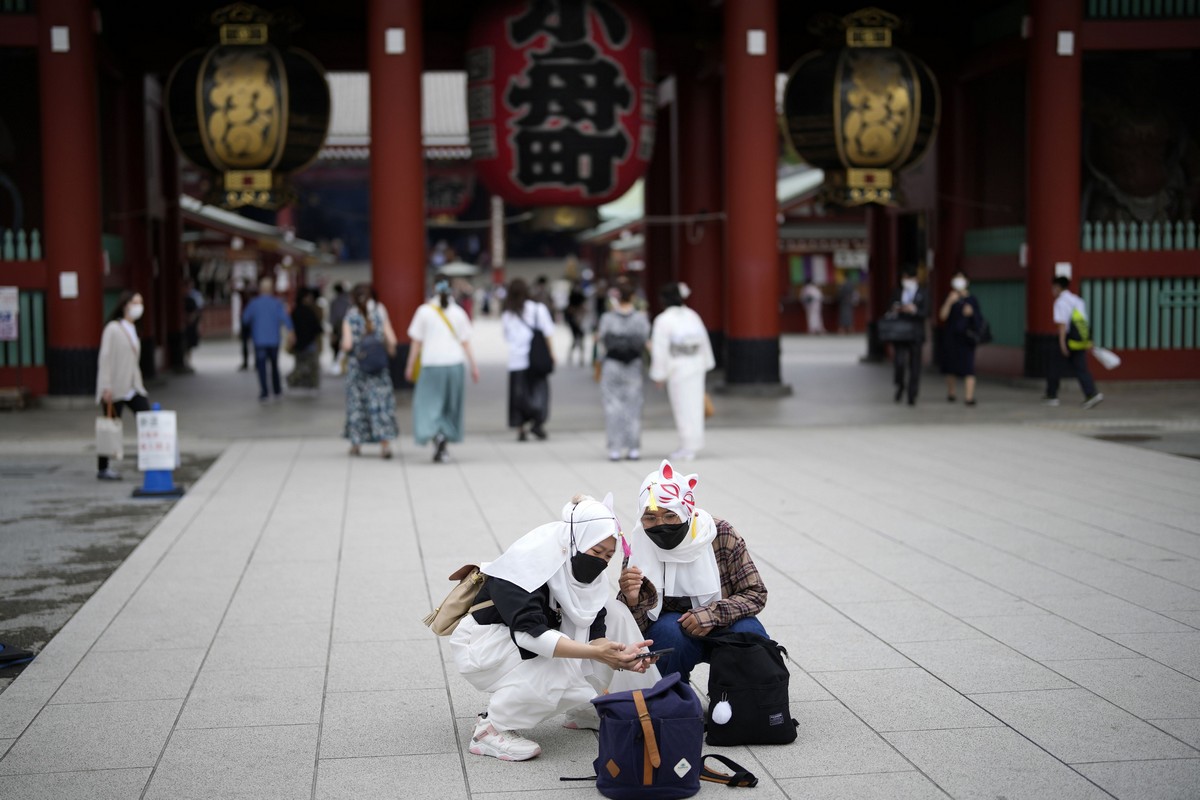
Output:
[1044, 276, 1103, 408]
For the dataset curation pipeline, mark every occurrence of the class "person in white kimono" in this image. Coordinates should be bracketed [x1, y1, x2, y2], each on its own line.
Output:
[450, 494, 655, 762]
[649, 283, 715, 461]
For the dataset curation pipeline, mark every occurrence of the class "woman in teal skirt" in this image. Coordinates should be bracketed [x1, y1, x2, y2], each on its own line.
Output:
[404, 278, 480, 462]
[341, 283, 399, 458]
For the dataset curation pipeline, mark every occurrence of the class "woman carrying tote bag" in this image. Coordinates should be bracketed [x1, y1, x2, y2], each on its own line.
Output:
[94, 290, 150, 481]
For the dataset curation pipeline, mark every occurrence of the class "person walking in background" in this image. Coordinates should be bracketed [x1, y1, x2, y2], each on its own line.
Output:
[939, 272, 982, 405]
[649, 282, 715, 461]
[565, 281, 588, 366]
[890, 267, 929, 406]
[287, 287, 323, 391]
[837, 275, 860, 333]
[501, 278, 555, 441]
[94, 291, 149, 481]
[242, 277, 294, 403]
[234, 280, 254, 372]
[405, 277, 480, 463]
[327, 281, 351, 375]
[801, 280, 825, 334]
[182, 279, 203, 374]
[595, 278, 650, 461]
[341, 283, 398, 458]
[1044, 275, 1104, 409]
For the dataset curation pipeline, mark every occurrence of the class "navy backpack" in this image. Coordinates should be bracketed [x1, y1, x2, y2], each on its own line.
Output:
[589, 673, 757, 799]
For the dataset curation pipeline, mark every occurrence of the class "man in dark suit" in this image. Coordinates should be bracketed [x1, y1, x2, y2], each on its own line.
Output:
[890, 267, 929, 406]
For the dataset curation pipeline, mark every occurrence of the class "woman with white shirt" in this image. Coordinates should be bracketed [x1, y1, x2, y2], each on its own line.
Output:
[500, 278, 555, 441]
[94, 291, 149, 481]
[404, 277, 480, 463]
[649, 282, 715, 460]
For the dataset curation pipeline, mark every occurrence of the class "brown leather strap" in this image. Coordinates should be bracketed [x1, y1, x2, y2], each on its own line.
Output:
[632, 690, 659, 785]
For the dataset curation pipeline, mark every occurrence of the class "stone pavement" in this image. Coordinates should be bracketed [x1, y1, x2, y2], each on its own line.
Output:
[1, 320, 1199, 799]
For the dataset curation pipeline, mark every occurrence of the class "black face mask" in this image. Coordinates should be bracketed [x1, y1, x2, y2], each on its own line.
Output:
[645, 521, 691, 550]
[571, 551, 609, 584]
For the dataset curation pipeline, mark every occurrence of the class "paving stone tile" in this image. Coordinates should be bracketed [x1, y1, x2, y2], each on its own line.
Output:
[745, 701, 910, 779]
[1075, 759, 1200, 800]
[332, 577, 432, 643]
[796, 570, 915, 604]
[327, 639, 443, 693]
[1033, 594, 1192, 635]
[816, 668, 1001, 732]
[1045, 658, 1200, 719]
[177, 666, 325, 729]
[316, 753, 467, 800]
[964, 613, 1139, 661]
[777, 771, 950, 800]
[0, 678, 64, 739]
[92, 603, 226, 652]
[884, 727, 1110, 800]
[775, 623, 914, 673]
[970, 688, 1197, 763]
[1163, 610, 1200, 629]
[457, 718, 606, 793]
[222, 561, 337, 625]
[834, 600, 983, 643]
[903, 580, 1046, 618]
[205, 622, 329, 670]
[1148, 719, 1200, 750]
[1110, 632, 1200, 680]
[0, 740, 10, 758]
[50, 648, 206, 704]
[895, 638, 1074, 694]
[0, 699, 180, 774]
[320, 689, 457, 758]
[144, 725, 318, 800]
[0, 768, 151, 800]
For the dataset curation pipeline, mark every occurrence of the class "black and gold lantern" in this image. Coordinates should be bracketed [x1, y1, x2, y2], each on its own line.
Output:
[782, 8, 939, 205]
[165, 3, 330, 209]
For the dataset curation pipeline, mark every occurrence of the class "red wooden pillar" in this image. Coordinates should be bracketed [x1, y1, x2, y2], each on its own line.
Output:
[38, 0, 104, 394]
[722, 0, 782, 387]
[113, 74, 157, 379]
[1025, 0, 1082, 376]
[864, 204, 896, 361]
[368, 0, 425, 383]
[642, 98, 673, 317]
[677, 71, 725, 364]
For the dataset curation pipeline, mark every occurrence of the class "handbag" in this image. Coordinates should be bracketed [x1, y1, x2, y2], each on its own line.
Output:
[877, 314, 921, 343]
[703, 393, 715, 419]
[701, 631, 798, 746]
[965, 315, 993, 345]
[95, 402, 124, 460]
[421, 564, 492, 636]
[1093, 345, 1122, 370]
[589, 673, 757, 799]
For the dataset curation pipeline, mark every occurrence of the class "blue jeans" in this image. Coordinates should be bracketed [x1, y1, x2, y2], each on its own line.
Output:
[255, 345, 281, 398]
[644, 612, 769, 681]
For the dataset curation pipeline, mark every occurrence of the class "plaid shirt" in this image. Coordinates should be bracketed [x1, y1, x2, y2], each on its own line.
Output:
[621, 517, 767, 632]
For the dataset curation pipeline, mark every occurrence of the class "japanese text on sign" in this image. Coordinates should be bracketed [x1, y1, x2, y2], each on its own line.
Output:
[137, 410, 179, 471]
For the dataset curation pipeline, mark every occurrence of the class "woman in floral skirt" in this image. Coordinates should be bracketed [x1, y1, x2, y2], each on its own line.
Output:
[341, 283, 399, 458]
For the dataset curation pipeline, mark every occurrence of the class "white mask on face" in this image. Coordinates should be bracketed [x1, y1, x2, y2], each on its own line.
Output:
[902, 279, 918, 292]
[127, 303, 144, 321]
[951, 277, 968, 292]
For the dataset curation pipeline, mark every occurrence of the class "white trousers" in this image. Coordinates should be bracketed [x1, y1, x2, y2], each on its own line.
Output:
[667, 367, 706, 452]
[449, 599, 659, 731]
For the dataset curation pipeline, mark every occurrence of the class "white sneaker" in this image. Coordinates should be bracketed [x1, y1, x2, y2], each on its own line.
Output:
[1082, 392, 1105, 410]
[608, 451, 621, 462]
[1041, 397, 1060, 407]
[627, 449, 640, 461]
[669, 448, 696, 461]
[563, 704, 600, 731]
[469, 717, 541, 761]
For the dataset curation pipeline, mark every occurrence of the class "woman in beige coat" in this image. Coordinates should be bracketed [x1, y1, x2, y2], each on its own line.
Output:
[95, 290, 149, 480]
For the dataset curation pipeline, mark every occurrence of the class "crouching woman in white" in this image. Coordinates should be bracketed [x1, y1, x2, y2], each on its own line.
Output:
[450, 494, 653, 761]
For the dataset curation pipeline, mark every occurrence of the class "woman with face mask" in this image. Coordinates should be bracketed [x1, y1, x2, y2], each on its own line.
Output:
[618, 460, 770, 682]
[938, 272, 983, 405]
[450, 494, 653, 761]
[94, 290, 150, 480]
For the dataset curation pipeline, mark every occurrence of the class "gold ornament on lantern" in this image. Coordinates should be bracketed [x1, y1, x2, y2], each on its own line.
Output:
[782, 8, 940, 206]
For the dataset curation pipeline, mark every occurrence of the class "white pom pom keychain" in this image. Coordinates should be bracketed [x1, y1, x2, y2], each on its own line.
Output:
[712, 692, 732, 725]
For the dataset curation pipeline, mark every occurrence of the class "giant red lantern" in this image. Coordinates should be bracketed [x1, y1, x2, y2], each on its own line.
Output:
[466, 0, 656, 213]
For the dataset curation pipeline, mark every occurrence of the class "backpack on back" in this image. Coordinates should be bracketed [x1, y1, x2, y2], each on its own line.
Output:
[702, 631, 799, 746]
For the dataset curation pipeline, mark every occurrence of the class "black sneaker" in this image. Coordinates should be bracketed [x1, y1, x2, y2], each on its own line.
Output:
[97, 468, 122, 481]
[433, 435, 448, 463]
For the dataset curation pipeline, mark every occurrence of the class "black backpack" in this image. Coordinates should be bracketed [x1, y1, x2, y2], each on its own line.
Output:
[702, 631, 798, 746]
